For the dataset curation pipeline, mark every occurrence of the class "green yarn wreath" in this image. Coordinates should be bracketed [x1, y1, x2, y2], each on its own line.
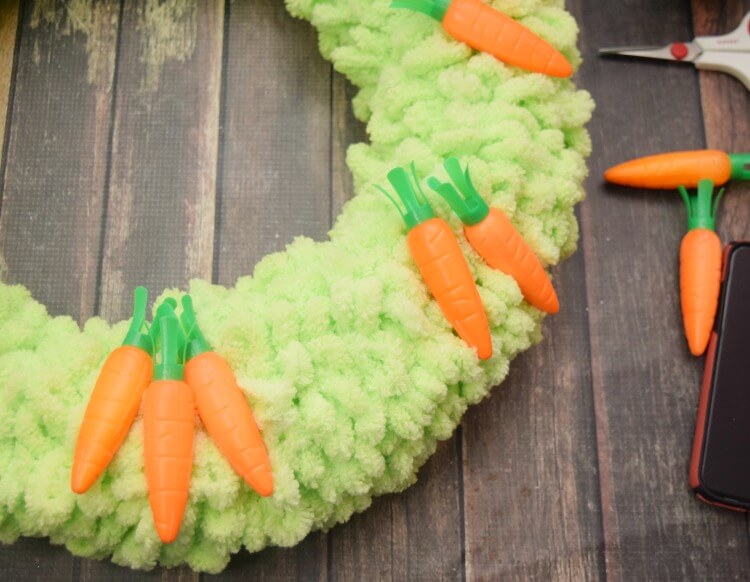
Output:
[0, 0, 593, 573]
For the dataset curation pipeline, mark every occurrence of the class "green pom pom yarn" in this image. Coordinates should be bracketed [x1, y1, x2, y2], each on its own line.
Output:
[0, 0, 593, 573]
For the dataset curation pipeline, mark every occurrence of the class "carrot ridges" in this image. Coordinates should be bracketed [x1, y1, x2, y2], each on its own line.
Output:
[680, 228, 722, 356]
[604, 150, 733, 190]
[393, 0, 572, 78]
[380, 164, 492, 359]
[142, 305, 195, 544]
[144, 378, 195, 544]
[677, 180, 724, 356]
[71, 346, 152, 493]
[408, 217, 492, 359]
[71, 286, 154, 494]
[185, 351, 274, 497]
[465, 211, 560, 314]
[181, 296, 274, 496]
[428, 159, 559, 314]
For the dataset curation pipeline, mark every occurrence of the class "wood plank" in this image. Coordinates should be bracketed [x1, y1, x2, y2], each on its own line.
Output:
[462, 240, 604, 580]
[0, 0, 119, 321]
[86, 0, 224, 579]
[330, 439, 463, 581]
[213, 0, 332, 283]
[326, 26, 466, 582]
[0, 0, 120, 578]
[206, 531, 328, 582]
[98, 0, 223, 322]
[208, 0, 331, 577]
[571, 0, 750, 578]
[692, 0, 750, 555]
[691, 0, 750, 242]
[0, 0, 19, 167]
[330, 74, 367, 221]
[0, 538, 79, 582]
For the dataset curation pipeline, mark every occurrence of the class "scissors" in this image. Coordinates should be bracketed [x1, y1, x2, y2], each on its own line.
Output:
[599, 12, 750, 92]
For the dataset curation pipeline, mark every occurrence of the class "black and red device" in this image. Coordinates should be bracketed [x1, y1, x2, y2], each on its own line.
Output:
[691, 242, 750, 511]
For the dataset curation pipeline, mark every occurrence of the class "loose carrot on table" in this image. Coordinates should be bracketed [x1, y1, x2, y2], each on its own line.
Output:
[428, 158, 559, 314]
[392, 0, 573, 78]
[678, 179, 724, 357]
[71, 287, 153, 494]
[379, 164, 492, 360]
[144, 303, 194, 544]
[181, 296, 273, 497]
[604, 150, 750, 190]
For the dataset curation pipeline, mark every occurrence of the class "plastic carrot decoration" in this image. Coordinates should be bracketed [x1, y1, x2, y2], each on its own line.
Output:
[181, 296, 273, 497]
[605, 150, 750, 190]
[428, 159, 559, 314]
[143, 302, 195, 543]
[392, 0, 572, 78]
[379, 164, 492, 359]
[678, 179, 724, 357]
[71, 287, 153, 494]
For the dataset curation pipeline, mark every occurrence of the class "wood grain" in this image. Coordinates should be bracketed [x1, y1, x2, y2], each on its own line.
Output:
[0, 0, 120, 578]
[88, 0, 224, 579]
[0, 537, 78, 581]
[98, 0, 223, 323]
[330, 438, 463, 581]
[0, 0, 119, 321]
[330, 73, 366, 221]
[213, 0, 332, 284]
[210, 0, 331, 577]
[326, 21, 465, 582]
[205, 532, 328, 582]
[573, 0, 750, 579]
[0, 0, 19, 166]
[691, 0, 750, 242]
[462, 244, 605, 581]
[0, 0, 748, 579]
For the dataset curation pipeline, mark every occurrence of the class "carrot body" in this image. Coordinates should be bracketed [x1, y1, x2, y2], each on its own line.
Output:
[380, 165, 492, 359]
[409, 217, 492, 359]
[428, 158, 559, 315]
[71, 346, 152, 493]
[605, 150, 732, 190]
[72, 286, 153, 494]
[677, 180, 724, 356]
[143, 379, 195, 543]
[465, 208, 559, 314]
[442, 0, 572, 77]
[184, 352, 273, 497]
[680, 228, 722, 356]
[394, 0, 572, 77]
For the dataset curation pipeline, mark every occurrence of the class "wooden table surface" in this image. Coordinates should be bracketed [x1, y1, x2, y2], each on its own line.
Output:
[0, 0, 748, 580]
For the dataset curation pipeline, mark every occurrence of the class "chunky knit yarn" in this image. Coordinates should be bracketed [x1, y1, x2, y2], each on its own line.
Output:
[0, 0, 592, 572]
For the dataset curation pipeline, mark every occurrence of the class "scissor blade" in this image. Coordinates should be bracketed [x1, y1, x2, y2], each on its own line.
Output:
[599, 42, 701, 62]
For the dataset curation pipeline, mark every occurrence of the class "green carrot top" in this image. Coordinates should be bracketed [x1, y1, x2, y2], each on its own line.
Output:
[150, 299, 185, 381]
[678, 178, 723, 232]
[391, 0, 451, 21]
[729, 153, 750, 182]
[377, 163, 435, 230]
[122, 286, 154, 355]
[180, 295, 212, 361]
[427, 157, 490, 226]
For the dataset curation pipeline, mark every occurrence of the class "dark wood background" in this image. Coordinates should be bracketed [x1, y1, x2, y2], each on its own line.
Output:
[0, 0, 748, 580]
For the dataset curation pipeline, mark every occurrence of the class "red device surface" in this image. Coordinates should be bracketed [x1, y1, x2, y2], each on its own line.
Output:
[690, 242, 750, 511]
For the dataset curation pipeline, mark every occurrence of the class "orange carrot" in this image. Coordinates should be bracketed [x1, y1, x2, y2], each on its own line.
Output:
[429, 158, 559, 314]
[678, 180, 723, 356]
[604, 150, 750, 190]
[71, 287, 153, 494]
[393, 0, 573, 78]
[379, 165, 492, 359]
[181, 296, 273, 497]
[144, 308, 194, 543]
